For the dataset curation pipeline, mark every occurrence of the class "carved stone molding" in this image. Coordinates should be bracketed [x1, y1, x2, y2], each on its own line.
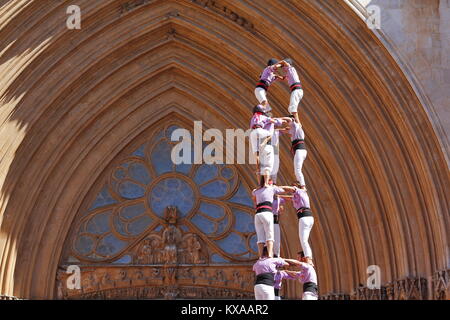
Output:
[191, 0, 255, 32]
[56, 265, 254, 299]
[321, 276, 429, 300]
[433, 269, 450, 300]
[0, 295, 21, 300]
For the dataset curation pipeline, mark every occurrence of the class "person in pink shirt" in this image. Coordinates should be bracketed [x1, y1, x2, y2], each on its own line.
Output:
[255, 58, 285, 108]
[286, 115, 307, 188]
[253, 246, 302, 300]
[252, 179, 295, 258]
[291, 183, 315, 266]
[275, 58, 303, 123]
[284, 251, 319, 300]
[250, 106, 288, 187]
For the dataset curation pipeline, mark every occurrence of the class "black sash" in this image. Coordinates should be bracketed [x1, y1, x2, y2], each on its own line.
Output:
[290, 82, 302, 92]
[273, 214, 279, 224]
[256, 201, 273, 214]
[256, 79, 269, 90]
[303, 282, 318, 295]
[291, 139, 306, 153]
[297, 207, 313, 219]
[255, 272, 275, 286]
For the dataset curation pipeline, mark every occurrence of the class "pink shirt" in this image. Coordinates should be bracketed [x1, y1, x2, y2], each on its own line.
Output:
[286, 264, 318, 284]
[272, 197, 285, 215]
[292, 187, 310, 209]
[289, 121, 305, 141]
[253, 186, 285, 204]
[283, 65, 301, 86]
[260, 65, 278, 86]
[250, 112, 272, 129]
[252, 257, 288, 275]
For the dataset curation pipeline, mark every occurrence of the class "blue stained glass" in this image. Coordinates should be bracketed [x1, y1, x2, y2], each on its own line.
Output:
[166, 125, 180, 139]
[132, 144, 146, 158]
[89, 186, 117, 210]
[128, 163, 151, 185]
[215, 232, 247, 255]
[200, 180, 228, 198]
[191, 214, 215, 235]
[211, 253, 231, 263]
[194, 165, 218, 185]
[233, 209, 255, 233]
[221, 167, 234, 179]
[149, 178, 194, 217]
[113, 255, 132, 264]
[118, 181, 145, 199]
[86, 211, 111, 234]
[155, 130, 165, 141]
[216, 216, 229, 234]
[113, 215, 128, 237]
[128, 215, 153, 235]
[228, 183, 254, 207]
[114, 169, 127, 180]
[74, 235, 94, 255]
[179, 225, 189, 232]
[151, 140, 173, 175]
[249, 234, 258, 253]
[199, 202, 225, 219]
[119, 202, 146, 220]
[176, 163, 191, 175]
[96, 234, 127, 256]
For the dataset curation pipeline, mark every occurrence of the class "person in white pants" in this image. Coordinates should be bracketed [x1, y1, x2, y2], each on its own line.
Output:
[274, 58, 304, 123]
[250, 105, 287, 187]
[252, 180, 295, 258]
[287, 115, 307, 188]
[253, 246, 302, 300]
[255, 58, 285, 108]
[291, 184, 315, 266]
[284, 252, 319, 300]
[272, 195, 285, 258]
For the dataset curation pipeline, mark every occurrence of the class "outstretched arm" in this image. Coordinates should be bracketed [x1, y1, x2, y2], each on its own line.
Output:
[283, 258, 302, 266]
[278, 186, 296, 193]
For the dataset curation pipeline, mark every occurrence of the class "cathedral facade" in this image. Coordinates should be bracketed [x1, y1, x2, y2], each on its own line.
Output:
[0, 0, 448, 299]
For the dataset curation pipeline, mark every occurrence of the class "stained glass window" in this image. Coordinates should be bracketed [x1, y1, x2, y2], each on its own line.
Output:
[63, 123, 257, 264]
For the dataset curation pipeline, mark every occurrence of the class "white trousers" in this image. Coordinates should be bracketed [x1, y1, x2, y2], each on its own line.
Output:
[260, 145, 274, 176]
[254, 284, 275, 300]
[302, 291, 318, 300]
[255, 211, 274, 243]
[255, 87, 268, 104]
[288, 89, 304, 113]
[294, 149, 307, 186]
[299, 216, 314, 258]
[273, 222, 281, 257]
[270, 152, 279, 183]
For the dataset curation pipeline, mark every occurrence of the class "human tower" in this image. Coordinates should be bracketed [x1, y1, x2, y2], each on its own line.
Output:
[249, 58, 318, 300]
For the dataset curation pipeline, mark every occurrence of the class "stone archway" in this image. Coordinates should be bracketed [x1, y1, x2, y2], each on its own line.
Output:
[0, 0, 448, 299]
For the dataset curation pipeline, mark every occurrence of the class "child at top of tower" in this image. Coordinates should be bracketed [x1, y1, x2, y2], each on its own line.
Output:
[254, 58, 285, 108]
[277, 58, 304, 123]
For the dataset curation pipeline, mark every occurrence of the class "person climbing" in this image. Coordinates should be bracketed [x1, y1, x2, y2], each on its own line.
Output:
[255, 58, 285, 108]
